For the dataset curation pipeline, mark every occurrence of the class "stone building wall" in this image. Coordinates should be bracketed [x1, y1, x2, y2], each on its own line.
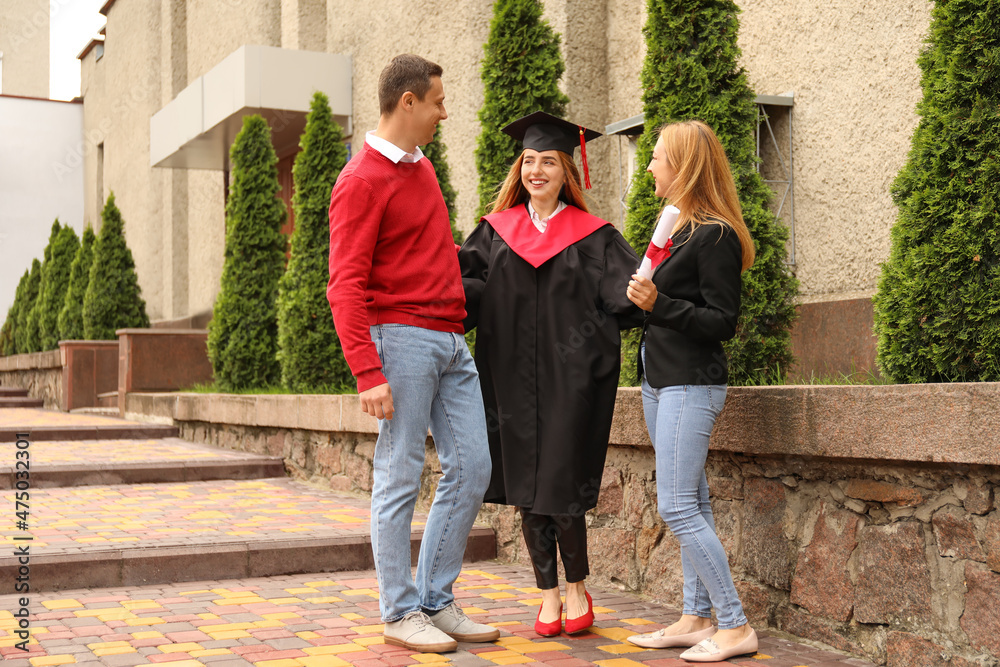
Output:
[124, 386, 1000, 666]
[0, 350, 62, 409]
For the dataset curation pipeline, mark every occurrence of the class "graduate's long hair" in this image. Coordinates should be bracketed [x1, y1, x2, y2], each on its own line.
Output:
[657, 120, 755, 272]
[489, 151, 589, 215]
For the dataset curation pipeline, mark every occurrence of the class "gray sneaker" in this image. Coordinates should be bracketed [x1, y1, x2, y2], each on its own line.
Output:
[428, 603, 501, 642]
[384, 611, 458, 653]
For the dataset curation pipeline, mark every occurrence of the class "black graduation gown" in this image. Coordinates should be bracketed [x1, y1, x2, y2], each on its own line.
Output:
[460, 203, 643, 516]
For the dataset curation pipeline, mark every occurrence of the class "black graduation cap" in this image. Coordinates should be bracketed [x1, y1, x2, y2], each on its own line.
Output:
[501, 111, 602, 188]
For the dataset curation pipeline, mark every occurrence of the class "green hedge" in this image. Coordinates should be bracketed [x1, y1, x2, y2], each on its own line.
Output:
[82, 194, 150, 340]
[208, 115, 287, 391]
[14, 260, 41, 354]
[22, 222, 62, 353]
[873, 0, 1000, 382]
[37, 225, 80, 350]
[1, 270, 30, 356]
[475, 0, 569, 219]
[276, 93, 351, 392]
[58, 226, 96, 341]
[424, 125, 464, 244]
[620, 0, 799, 386]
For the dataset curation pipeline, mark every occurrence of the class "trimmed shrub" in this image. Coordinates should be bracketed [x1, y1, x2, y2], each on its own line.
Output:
[873, 0, 1000, 382]
[37, 225, 80, 350]
[1, 270, 30, 356]
[620, 0, 799, 386]
[22, 222, 61, 354]
[14, 259, 42, 354]
[82, 193, 150, 340]
[276, 92, 351, 392]
[424, 125, 464, 244]
[208, 115, 287, 391]
[475, 0, 569, 218]
[58, 225, 97, 341]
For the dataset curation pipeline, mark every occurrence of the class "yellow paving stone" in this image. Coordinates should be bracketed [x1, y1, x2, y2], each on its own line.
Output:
[354, 636, 385, 646]
[620, 618, 654, 625]
[507, 641, 569, 653]
[265, 597, 302, 605]
[284, 588, 316, 594]
[490, 621, 522, 627]
[351, 624, 385, 634]
[298, 657, 350, 667]
[226, 531, 256, 536]
[496, 637, 535, 646]
[157, 643, 204, 653]
[295, 631, 321, 640]
[125, 616, 165, 626]
[516, 587, 542, 594]
[262, 613, 302, 621]
[87, 641, 132, 650]
[593, 606, 616, 613]
[41, 600, 82, 610]
[340, 612, 364, 621]
[481, 592, 517, 600]
[92, 647, 137, 657]
[589, 627, 638, 641]
[480, 650, 521, 658]
[256, 660, 301, 667]
[252, 620, 285, 629]
[212, 597, 265, 606]
[132, 631, 165, 639]
[122, 600, 161, 610]
[517, 599, 542, 607]
[197, 613, 220, 620]
[206, 630, 251, 640]
[304, 595, 343, 603]
[29, 656, 76, 666]
[326, 514, 364, 523]
[488, 584, 515, 590]
[303, 644, 368, 655]
[75, 608, 131, 620]
[75, 537, 107, 543]
[594, 660, 647, 667]
[753, 654, 774, 659]
[412, 654, 452, 664]
[303, 580, 339, 588]
[461, 570, 501, 580]
[598, 644, 646, 655]
[460, 606, 488, 615]
[188, 649, 232, 658]
[490, 656, 533, 665]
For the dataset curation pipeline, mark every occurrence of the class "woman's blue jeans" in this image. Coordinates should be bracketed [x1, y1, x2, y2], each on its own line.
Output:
[369, 324, 492, 622]
[641, 377, 748, 629]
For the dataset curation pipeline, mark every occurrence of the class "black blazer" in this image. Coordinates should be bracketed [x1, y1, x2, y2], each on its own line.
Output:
[637, 220, 742, 387]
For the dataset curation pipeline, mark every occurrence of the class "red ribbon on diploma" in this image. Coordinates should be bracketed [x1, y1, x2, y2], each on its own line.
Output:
[645, 237, 673, 270]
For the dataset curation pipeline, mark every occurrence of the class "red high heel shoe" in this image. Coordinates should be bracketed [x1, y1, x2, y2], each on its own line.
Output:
[564, 591, 594, 635]
[534, 602, 562, 637]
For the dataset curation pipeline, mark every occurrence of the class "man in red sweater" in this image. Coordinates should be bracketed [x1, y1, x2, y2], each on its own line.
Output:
[327, 54, 496, 653]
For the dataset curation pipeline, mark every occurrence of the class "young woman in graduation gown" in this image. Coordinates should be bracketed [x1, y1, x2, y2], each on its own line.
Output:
[624, 120, 758, 663]
[459, 112, 642, 637]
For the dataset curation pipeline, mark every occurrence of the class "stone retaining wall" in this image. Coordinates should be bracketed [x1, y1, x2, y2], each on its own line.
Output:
[0, 350, 62, 409]
[124, 386, 1000, 666]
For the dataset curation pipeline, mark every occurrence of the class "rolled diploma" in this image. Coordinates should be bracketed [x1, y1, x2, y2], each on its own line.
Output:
[636, 205, 680, 279]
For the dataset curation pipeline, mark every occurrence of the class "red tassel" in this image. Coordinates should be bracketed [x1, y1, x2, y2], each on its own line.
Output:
[579, 127, 591, 189]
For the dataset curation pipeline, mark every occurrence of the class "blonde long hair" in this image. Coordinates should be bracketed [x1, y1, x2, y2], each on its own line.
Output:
[488, 151, 589, 215]
[657, 120, 755, 272]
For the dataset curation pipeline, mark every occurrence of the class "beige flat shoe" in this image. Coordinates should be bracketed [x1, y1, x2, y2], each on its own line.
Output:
[627, 625, 715, 649]
[679, 628, 758, 662]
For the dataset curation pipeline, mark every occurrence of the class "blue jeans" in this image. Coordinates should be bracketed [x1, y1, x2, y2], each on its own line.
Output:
[641, 374, 747, 629]
[369, 324, 491, 622]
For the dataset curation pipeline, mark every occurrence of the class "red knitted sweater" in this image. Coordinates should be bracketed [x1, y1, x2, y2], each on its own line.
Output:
[327, 142, 466, 392]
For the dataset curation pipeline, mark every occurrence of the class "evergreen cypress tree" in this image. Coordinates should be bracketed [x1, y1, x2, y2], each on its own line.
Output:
[58, 226, 97, 341]
[475, 0, 569, 218]
[620, 0, 799, 386]
[37, 225, 80, 350]
[208, 115, 287, 391]
[23, 222, 60, 354]
[1, 270, 30, 356]
[82, 193, 150, 340]
[873, 0, 1000, 382]
[276, 93, 350, 392]
[14, 260, 42, 354]
[424, 125, 464, 244]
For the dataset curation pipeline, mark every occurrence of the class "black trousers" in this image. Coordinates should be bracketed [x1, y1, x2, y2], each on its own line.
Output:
[520, 509, 589, 590]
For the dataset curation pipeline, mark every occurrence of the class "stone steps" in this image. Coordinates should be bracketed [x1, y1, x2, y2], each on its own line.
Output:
[0, 387, 29, 397]
[0, 407, 179, 441]
[0, 396, 44, 408]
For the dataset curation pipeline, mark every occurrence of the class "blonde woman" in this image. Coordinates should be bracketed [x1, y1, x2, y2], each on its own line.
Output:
[460, 111, 641, 638]
[625, 120, 758, 663]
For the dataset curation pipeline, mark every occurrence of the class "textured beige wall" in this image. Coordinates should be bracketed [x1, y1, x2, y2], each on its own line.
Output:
[737, 0, 931, 300]
[80, 0, 933, 321]
[0, 0, 49, 98]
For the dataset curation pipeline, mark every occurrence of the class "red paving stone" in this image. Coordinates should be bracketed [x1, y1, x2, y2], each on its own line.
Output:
[0, 565, 875, 666]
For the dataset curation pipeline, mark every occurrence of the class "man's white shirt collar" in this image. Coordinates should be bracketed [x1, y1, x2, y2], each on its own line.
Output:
[366, 131, 424, 164]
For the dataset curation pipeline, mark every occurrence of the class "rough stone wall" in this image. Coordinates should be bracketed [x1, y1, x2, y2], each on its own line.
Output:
[0, 351, 62, 409]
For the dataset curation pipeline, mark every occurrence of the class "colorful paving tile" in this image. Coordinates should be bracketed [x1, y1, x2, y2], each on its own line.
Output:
[1, 479, 382, 550]
[0, 564, 875, 666]
[1, 438, 275, 466]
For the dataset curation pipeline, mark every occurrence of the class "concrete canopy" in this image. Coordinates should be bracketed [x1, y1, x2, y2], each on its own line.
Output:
[150, 45, 351, 169]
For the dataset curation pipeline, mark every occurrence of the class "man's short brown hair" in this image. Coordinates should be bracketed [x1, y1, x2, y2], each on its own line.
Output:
[378, 54, 444, 116]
